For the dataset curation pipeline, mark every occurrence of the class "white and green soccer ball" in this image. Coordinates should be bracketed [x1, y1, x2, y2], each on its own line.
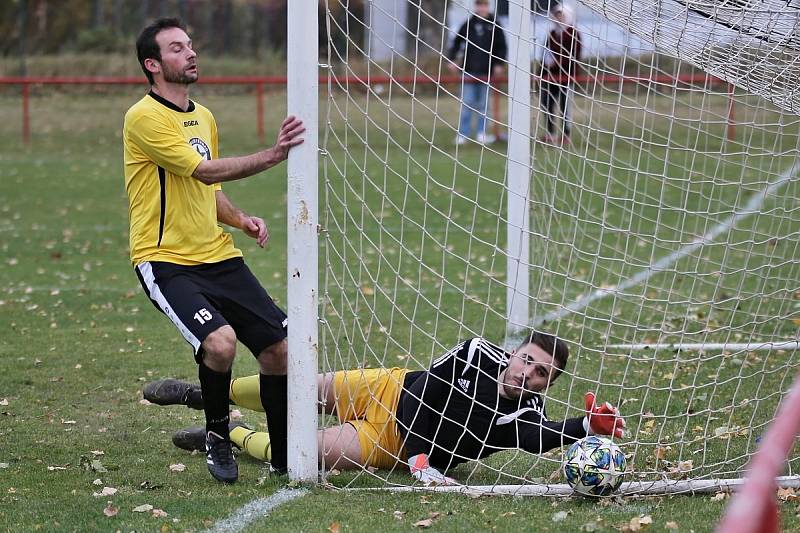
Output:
[563, 436, 627, 497]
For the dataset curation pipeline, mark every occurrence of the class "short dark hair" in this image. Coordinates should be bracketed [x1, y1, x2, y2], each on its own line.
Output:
[517, 330, 569, 380]
[136, 17, 187, 85]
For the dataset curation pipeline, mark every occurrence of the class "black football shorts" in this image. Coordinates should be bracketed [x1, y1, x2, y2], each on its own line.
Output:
[135, 257, 287, 362]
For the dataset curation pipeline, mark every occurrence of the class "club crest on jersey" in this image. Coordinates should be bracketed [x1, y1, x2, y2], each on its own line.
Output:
[189, 137, 211, 160]
[458, 378, 471, 392]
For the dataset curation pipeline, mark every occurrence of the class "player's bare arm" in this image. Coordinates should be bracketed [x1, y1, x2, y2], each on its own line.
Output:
[192, 115, 305, 184]
[215, 191, 269, 248]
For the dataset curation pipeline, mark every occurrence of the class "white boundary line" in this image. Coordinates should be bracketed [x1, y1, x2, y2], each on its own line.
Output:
[202, 488, 308, 533]
[532, 161, 800, 329]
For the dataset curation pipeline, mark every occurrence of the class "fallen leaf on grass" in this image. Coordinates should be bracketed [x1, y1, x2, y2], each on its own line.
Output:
[0, 399, 8, 406]
[625, 514, 653, 531]
[92, 478, 103, 485]
[413, 519, 434, 528]
[667, 460, 693, 474]
[552, 511, 570, 522]
[327, 521, 341, 533]
[711, 492, 728, 501]
[133, 504, 154, 513]
[90, 460, 107, 473]
[393, 510, 406, 520]
[152, 508, 168, 518]
[93, 487, 117, 497]
[500, 512, 516, 517]
[0, 463, 8, 469]
[169, 463, 186, 472]
[778, 487, 798, 501]
[103, 503, 119, 518]
[48, 464, 69, 471]
[665, 522, 679, 530]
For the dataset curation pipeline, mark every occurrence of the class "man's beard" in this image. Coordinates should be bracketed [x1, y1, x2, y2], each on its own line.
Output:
[502, 374, 534, 401]
[163, 63, 198, 85]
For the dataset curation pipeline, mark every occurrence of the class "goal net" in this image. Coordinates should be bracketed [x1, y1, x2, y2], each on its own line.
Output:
[303, 0, 800, 494]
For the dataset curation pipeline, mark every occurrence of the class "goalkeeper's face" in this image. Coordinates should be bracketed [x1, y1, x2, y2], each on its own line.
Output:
[501, 343, 556, 400]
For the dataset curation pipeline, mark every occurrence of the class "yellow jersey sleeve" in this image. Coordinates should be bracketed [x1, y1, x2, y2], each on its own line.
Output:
[211, 117, 222, 191]
[127, 111, 205, 178]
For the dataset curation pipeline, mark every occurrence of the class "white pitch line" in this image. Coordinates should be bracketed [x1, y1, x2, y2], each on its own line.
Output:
[533, 161, 800, 328]
[202, 488, 308, 533]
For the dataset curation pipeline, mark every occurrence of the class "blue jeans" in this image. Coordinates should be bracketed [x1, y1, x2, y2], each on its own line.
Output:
[458, 77, 490, 138]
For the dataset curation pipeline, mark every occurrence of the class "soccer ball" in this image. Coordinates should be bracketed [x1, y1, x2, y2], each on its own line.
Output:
[563, 436, 627, 496]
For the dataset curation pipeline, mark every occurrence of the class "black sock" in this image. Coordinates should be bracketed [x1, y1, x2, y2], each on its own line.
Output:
[199, 362, 232, 440]
[260, 373, 288, 471]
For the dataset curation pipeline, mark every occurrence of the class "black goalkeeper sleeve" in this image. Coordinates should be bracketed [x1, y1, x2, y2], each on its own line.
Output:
[519, 416, 588, 454]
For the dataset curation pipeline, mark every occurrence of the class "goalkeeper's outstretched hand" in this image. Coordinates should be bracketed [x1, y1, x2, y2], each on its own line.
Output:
[584, 392, 626, 438]
[408, 454, 457, 486]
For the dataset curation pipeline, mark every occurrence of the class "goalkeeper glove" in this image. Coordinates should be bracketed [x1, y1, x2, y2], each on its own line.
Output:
[583, 391, 626, 438]
[408, 454, 457, 486]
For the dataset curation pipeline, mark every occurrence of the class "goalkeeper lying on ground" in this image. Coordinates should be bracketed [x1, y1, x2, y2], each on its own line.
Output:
[144, 331, 625, 484]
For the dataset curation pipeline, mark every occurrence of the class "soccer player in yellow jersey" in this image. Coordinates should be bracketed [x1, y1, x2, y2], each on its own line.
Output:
[123, 18, 304, 483]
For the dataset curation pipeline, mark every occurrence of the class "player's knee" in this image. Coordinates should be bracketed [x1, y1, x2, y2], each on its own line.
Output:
[202, 326, 237, 366]
[257, 338, 288, 374]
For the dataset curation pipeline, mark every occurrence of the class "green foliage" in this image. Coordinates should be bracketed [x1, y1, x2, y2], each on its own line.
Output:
[74, 27, 129, 53]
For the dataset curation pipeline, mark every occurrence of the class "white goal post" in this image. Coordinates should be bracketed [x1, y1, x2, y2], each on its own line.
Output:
[286, 0, 800, 492]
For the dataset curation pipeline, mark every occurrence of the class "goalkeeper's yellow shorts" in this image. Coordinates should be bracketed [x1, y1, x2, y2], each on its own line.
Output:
[334, 367, 409, 470]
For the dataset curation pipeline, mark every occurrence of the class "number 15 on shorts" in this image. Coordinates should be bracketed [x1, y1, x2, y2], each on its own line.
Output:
[194, 308, 213, 324]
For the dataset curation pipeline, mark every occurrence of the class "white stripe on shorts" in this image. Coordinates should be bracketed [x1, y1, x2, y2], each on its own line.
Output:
[137, 261, 202, 354]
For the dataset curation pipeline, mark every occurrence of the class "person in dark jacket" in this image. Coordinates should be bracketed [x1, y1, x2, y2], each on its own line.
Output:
[147, 332, 626, 486]
[447, 0, 507, 145]
[540, 4, 583, 145]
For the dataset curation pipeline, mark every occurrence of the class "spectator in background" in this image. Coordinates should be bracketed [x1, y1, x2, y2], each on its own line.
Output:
[540, 4, 582, 146]
[447, 0, 507, 146]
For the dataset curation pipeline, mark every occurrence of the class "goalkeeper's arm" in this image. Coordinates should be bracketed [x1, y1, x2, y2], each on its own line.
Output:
[519, 393, 625, 454]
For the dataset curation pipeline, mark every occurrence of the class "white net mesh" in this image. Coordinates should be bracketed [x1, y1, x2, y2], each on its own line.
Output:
[316, 0, 800, 492]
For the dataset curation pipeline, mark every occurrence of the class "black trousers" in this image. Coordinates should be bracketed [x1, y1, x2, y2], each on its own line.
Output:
[540, 81, 573, 136]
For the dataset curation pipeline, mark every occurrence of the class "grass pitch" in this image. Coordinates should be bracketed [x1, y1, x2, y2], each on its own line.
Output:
[0, 86, 798, 531]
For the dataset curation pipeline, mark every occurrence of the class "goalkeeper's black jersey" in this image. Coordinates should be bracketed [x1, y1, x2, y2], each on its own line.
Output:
[396, 338, 587, 471]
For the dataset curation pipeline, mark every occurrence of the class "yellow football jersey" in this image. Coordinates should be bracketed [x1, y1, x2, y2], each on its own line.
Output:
[123, 92, 242, 266]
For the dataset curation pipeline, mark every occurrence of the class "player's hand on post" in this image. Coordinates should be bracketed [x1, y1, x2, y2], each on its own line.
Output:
[271, 115, 305, 161]
[584, 392, 626, 438]
[240, 215, 269, 247]
[408, 454, 457, 486]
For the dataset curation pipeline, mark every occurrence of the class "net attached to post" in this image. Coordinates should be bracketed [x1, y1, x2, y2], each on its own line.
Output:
[314, 0, 800, 494]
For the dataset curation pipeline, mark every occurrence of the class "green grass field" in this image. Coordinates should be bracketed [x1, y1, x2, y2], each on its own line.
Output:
[1, 85, 799, 531]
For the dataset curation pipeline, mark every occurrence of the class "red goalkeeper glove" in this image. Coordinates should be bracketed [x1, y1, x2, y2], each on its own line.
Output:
[584, 392, 626, 438]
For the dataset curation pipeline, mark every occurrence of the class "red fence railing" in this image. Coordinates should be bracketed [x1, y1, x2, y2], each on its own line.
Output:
[0, 74, 734, 145]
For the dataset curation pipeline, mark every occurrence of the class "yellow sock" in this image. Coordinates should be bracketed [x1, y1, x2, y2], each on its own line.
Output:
[231, 426, 271, 462]
[229, 375, 264, 412]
